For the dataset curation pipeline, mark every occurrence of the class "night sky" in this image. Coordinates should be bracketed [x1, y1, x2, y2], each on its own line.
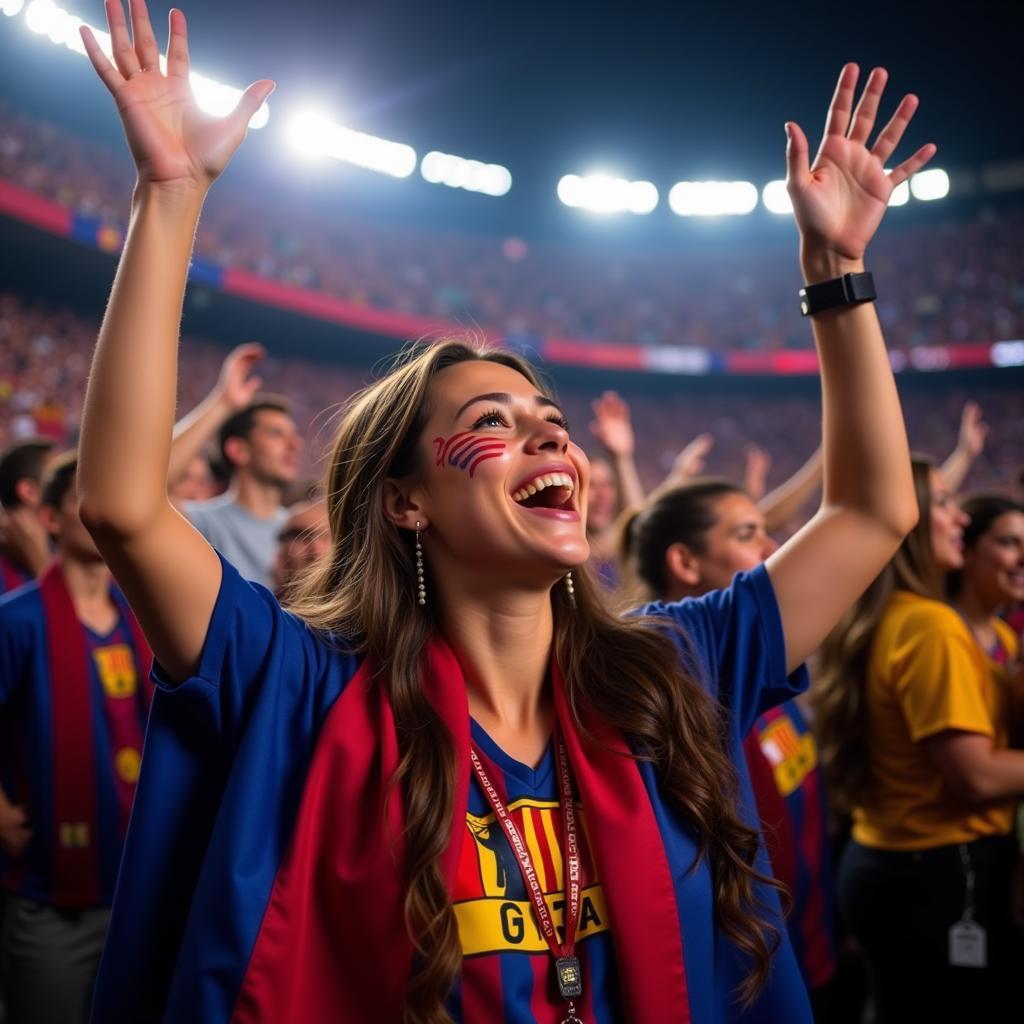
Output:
[0, 0, 1020, 239]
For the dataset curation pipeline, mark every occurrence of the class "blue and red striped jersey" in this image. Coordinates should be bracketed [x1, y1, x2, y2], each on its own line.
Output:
[745, 701, 838, 991]
[93, 556, 814, 1023]
[447, 720, 622, 1022]
[0, 582, 149, 906]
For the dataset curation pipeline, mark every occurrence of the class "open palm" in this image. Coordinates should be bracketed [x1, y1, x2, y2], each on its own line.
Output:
[81, 0, 273, 189]
[787, 65, 936, 261]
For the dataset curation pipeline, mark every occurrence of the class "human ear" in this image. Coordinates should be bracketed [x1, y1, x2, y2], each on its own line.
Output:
[223, 436, 250, 469]
[382, 478, 427, 532]
[665, 542, 703, 587]
[37, 504, 61, 541]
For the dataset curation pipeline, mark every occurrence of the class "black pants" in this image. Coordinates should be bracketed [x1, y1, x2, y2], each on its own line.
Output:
[838, 835, 1018, 1024]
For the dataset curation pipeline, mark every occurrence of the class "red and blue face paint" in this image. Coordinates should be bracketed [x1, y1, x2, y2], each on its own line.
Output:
[433, 432, 507, 478]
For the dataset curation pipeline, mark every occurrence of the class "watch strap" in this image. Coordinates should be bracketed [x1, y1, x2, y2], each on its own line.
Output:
[799, 271, 876, 316]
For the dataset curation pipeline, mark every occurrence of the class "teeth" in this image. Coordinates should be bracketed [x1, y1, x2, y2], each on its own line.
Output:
[512, 472, 575, 503]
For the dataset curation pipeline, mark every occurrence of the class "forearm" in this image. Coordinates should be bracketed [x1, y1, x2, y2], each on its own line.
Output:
[955, 747, 1024, 803]
[168, 388, 231, 485]
[939, 446, 972, 493]
[804, 248, 915, 537]
[79, 184, 206, 534]
[611, 453, 645, 511]
[761, 448, 823, 533]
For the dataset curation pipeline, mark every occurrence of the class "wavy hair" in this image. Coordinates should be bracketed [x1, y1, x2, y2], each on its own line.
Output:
[289, 341, 780, 1021]
[813, 456, 940, 814]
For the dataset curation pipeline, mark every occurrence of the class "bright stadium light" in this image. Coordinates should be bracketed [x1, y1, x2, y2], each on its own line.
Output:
[285, 111, 416, 178]
[421, 151, 512, 197]
[19, 0, 269, 128]
[887, 176, 910, 207]
[668, 181, 758, 217]
[556, 173, 658, 215]
[1, 0, 25, 17]
[910, 168, 950, 201]
[761, 180, 793, 215]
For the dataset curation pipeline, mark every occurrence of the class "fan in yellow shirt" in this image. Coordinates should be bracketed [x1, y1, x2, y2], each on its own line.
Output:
[815, 467, 1024, 1024]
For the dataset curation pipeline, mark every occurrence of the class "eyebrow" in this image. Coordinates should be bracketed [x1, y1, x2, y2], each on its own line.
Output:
[454, 392, 563, 422]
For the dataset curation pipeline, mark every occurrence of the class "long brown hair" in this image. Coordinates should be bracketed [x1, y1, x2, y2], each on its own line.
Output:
[290, 341, 780, 1021]
[813, 456, 941, 813]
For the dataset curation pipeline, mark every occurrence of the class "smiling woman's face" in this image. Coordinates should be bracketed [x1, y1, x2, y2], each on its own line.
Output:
[407, 360, 591, 584]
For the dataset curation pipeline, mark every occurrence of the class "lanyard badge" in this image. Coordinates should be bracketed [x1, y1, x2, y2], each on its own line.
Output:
[470, 732, 584, 1021]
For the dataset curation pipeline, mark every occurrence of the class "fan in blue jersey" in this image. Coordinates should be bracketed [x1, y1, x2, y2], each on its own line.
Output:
[76, 4, 934, 1019]
[0, 453, 152, 1023]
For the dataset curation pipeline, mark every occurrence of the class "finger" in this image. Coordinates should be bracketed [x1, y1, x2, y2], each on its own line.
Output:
[105, 0, 142, 78]
[784, 121, 810, 191]
[823, 63, 859, 139]
[80, 25, 125, 95]
[888, 142, 937, 188]
[227, 79, 275, 134]
[847, 67, 888, 143]
[166, 7, 191, 80]
[870, 93, 920, 164]
[129, 0, 161, 71]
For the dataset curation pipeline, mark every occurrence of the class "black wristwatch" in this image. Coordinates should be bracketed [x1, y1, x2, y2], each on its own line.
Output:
[799, 271, 876, 317]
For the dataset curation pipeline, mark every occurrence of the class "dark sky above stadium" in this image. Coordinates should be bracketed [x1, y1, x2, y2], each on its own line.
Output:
[1, 0, 1020, 239]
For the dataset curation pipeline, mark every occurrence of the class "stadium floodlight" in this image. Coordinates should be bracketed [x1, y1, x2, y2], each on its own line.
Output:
[421, 151, 512, 197]
[19, 0, 269, 128]
[1, 0, 25, 18]
[668, 181, 758, 217]
[556, 173, 658, 215]
[910, 168, 950, 201]
[285, 111, 416, 178]
[761, 180, 793, 215]
[887, 176, 910, 207]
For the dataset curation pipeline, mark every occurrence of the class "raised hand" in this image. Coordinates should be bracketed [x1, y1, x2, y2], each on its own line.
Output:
[80, 0, 274, 191]
[670, 433, 714, 482]
[786, 64, 935, 265]
[589, 391, 635, 458]
[956, 401, 988, 459]
[217, 343, 266, 411]
[744, 445, 772, 502]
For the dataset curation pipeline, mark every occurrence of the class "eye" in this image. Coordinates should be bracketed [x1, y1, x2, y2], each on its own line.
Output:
[547, 414, 571, 432]
[471, 408, 509, 430]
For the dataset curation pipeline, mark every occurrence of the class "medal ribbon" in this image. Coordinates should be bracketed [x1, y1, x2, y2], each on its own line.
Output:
[470, 729, 582, 980]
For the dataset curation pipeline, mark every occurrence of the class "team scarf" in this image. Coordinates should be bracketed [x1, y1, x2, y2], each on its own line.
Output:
[39, 561, 153, 907]
[0, 552, 31, 594]
[231, 633, 692, 1022]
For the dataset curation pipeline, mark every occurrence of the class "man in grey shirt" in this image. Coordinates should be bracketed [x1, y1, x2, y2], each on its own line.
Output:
[169, 345, 301, 587]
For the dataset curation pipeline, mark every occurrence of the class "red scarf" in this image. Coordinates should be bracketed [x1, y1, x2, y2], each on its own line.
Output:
[0, 552, 31, 594]
[232, 634, 690, 1022]
[39, 562, 153, 907]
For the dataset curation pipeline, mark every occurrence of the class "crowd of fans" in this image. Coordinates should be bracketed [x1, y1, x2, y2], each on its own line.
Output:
[2, 99, 1023, 352]
[0, 291, 1021, 505]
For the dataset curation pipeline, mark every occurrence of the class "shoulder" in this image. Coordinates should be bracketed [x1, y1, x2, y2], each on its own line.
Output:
[183, 494, 235, 523]
[0, 580, 43, 629]
[884, 592, 969, 641]
[994, 617, 1018, 658]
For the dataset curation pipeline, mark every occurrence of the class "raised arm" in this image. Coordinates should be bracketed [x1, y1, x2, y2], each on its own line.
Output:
[589, 391, 645, 510]
[765, 65, 934, 672]
[76, 0, 273, 681]
[939, 401, 987, 493]
[167, 342, 265, 488]
[760, 447, 823, 534]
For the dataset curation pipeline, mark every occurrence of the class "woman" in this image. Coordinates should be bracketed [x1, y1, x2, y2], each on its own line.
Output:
[622, 481, 839, 1015]
[816, 466, 1024, 1022]
[77, 3, 929, 1020]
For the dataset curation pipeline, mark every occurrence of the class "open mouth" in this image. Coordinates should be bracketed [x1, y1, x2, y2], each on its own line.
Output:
[511, 472, 576, 511]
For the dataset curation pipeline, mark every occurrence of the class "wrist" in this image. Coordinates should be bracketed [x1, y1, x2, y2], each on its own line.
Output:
[131, 179, 208, 220]
[800, 246, 865, 284]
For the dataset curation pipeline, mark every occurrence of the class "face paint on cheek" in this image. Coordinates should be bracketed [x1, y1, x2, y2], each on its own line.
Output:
[432, 432, 507, 478]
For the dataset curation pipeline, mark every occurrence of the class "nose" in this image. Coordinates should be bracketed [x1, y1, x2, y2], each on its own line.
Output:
[761, 534, 779, 558]
[523, 414, 569, 454]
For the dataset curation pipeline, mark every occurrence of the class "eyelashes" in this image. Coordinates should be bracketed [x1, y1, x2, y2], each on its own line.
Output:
[471, 408, 571, 432]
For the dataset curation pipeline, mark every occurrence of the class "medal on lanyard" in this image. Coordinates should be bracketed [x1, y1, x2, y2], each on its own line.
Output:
[470, 729, 584, 1022]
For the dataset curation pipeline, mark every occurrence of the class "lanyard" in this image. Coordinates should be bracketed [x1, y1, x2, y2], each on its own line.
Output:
[470, 730, 584, 1023]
